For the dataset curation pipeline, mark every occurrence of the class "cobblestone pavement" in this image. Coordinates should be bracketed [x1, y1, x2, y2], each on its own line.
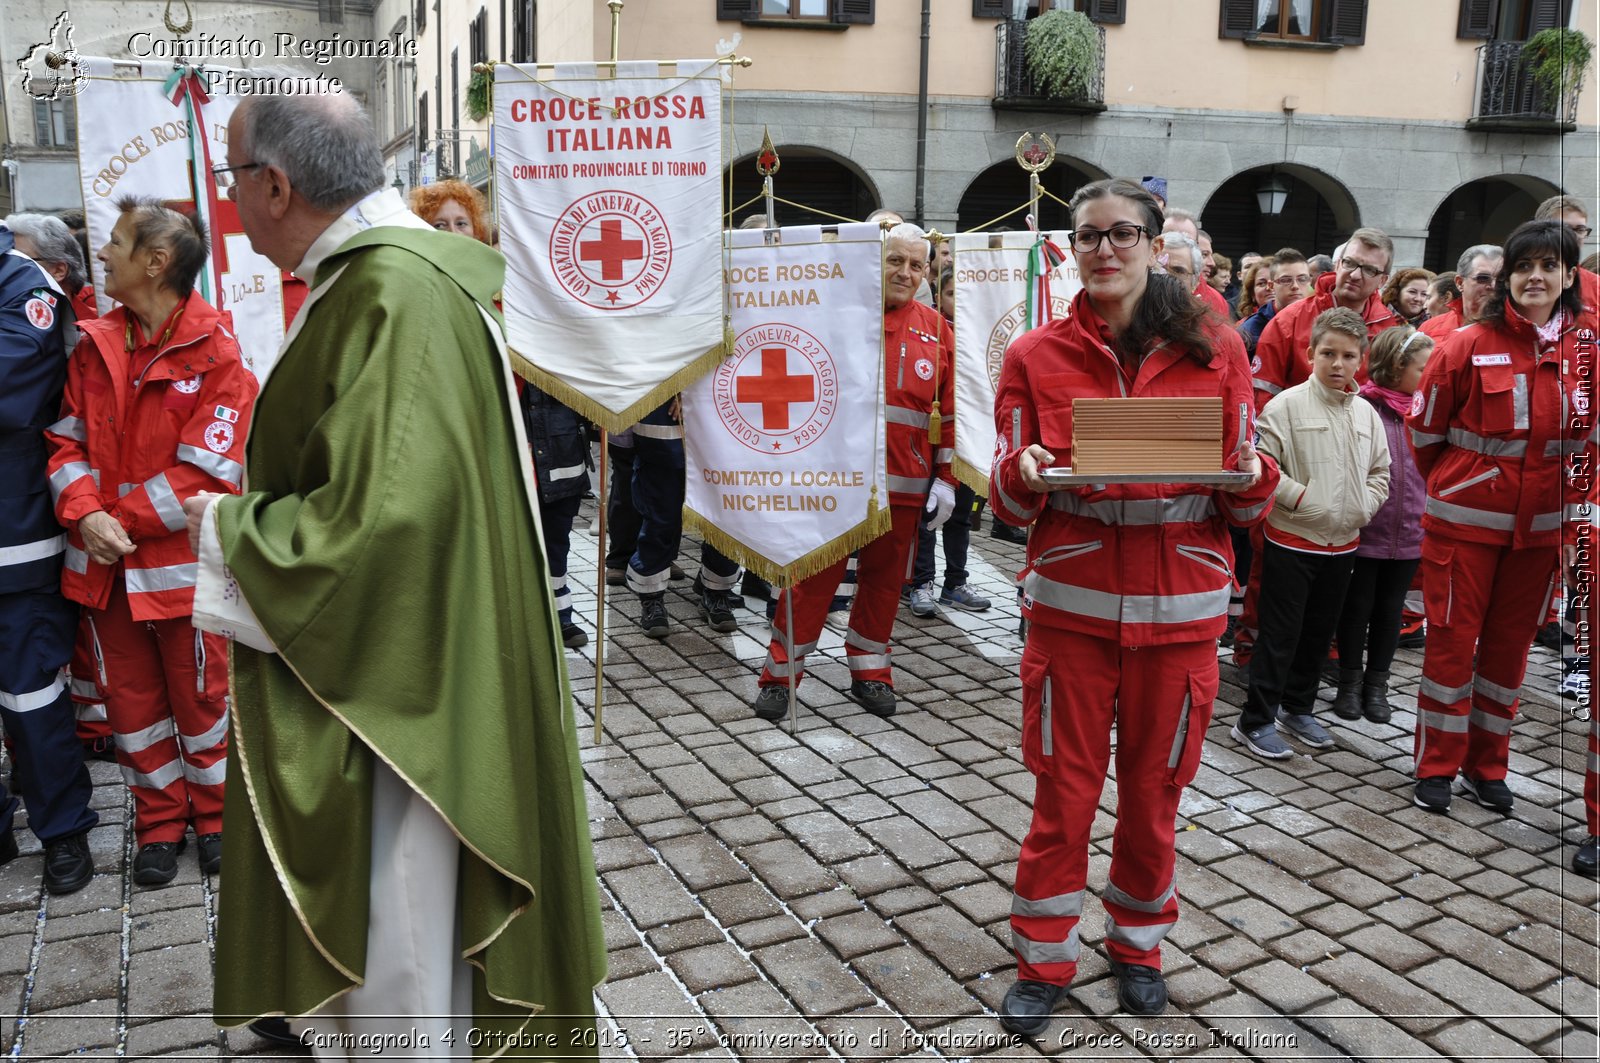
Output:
[4, 501, 1598, 1060]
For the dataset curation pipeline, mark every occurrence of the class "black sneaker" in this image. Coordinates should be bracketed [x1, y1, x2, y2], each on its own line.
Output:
[1459, 775, 1514, 813]
[1536, 620, 1569, 651]
[42, 831, 93, 895]
[247, 1018, 303, 1048]
[998, 978, 1067, 1037]
[753, 686, 790, 721]
[990, 523, 1028, 544]
[133, 839, 186, 886]
[1413, 776, 1452, 813]
[561, 623, 589, 649]
[198, 833, 222, 875]
[849, 680, 896, 717]
[1109, 961, 1167, 1015]
[701, 591, 738, 633]
[639, 595, 669, 639]
[1574, 836, 1600, 877]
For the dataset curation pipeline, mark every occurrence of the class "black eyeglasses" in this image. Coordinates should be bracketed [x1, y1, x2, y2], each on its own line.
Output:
[1464, 272, 1498, 287]
[1571, 224, 1593, 239]
[211, 162, 263, 188]
[1338, 258, 1387, 280]
[1067, 224, 1154, 254]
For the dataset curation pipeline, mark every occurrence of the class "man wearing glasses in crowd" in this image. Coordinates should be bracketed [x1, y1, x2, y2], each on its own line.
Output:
[1421, 244, 1503, 343]
[1238, 247, 1313, 357]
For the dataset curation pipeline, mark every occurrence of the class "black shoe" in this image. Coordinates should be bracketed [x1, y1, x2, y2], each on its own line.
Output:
[1536, 620, 1569, 651]
[1219, 616, 1238, 648]
[132, 839, 186, 886]
[1574, 836, 1600, 877]
[1459, 775, 1514, 813]
[561, 623, 589, 649]
[753, 686, 790, 721]
[741, 571, 772, 602]
[701, 590, 738, 633]
[1414, 776, 1452, 813]
[990, 523, 1027, 544]
[604, 567, 626, 587]
[198, 833, 222, 875]
[248, 1017, 304, 1049]
[1361, 670, 1392, 723]
[1109, 960, 1168, 1015]
[998, 978, 1067, 1037]
[639, 595, 670, 639]
[1331, 667, 1364, 721]
[669, 563, 687, 581]
[1396, 626, 1427, 650]
[82, 735, 117, 762]
[849, 680, 897, 717]
[42, 831, 93, 895]
[0, 830, 17, 867]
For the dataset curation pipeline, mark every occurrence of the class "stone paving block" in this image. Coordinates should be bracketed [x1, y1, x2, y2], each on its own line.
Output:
[1226, 823, 1340, 877]
[125, 941, 210, 1024]
[598, 971, 719, 1057]
[1413, 916, 1560, 991]
[698, 979, 829, 1063]
[835, 854, 915, 899]
[1164, 963, 1235, 1010]
[1264, 927, 1342, 968]
[41, 907, 120, 944]
[1338, 921, 1437, 972]
[729, 914, 808, 951]
[128, 905, 207, 953]
[790, 888, 864, 922]
[950, 830, 1019, 870]
[12, 998, 118, 1057]
[920, 861, 987, 892]
[1173, 826, 1243, 865]
[1196, 990, 1347, 1060]
[737, 839, 836, 899]
[1310, 951, 1458, 1035]
[1435, 891, 1529, 936]
[1164, 908, 1233, 953]
[892, 905, 1011, 980]
[698, 882, 783, 928]
[842, 756, 911, 786]
[667, 942, 760, 995]
[1543, 1024, 1600, 1062]
[868, 776, 929, 799]
[966, 794, 1033, 843]
[1231, 958, 1337, 1013]
[45, 875, 123, 918]
[605, 863, 707, 928]
[753, 937, 877, 1016]
[602, 908, 642, 952]
[1210, 854, 1332, 915]
[1369, 895, 1441, 930]
[1457, 867, 1527, 899]
[868, 886, 941, 918]
[640, 817, 708, 844]
[812, 1007, 919, 1063]
[890, 790, 989, 838]
[592, 836, 657, 874]
[944, 881, 1012, 927]
[1424, 1018, 1543, 1062]
[647, 918, 727, 956]
[655, 763, 740, 807]
[1311, 866, 1401, 911]
[1302, 829, 1421, 883]
[124, 1014, 220, 1056]
[1503, 921, 1599, 979]
[634, 742, 699, 770]
[780, 810, 877, 864]
[1408, 958, 1565, 1044]
[655, 834, 752, 892]
[709, 813, 782, 848]
[852, 945, 982, 1030]
[1210, 896, 1301, 943]
[859, 816, 959, 871]
[1191, 933, 1271, 975]
[1296, 997, 1445, 1061]
[616, 793, 689, 826]
[30, 931, 121, 1010]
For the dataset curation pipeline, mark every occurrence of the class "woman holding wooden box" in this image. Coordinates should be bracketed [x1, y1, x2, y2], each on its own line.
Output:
[989, 178, 1279, 1035]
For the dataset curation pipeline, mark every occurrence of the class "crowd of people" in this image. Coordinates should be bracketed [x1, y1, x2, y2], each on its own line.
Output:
[0, 91, 1595, 1052]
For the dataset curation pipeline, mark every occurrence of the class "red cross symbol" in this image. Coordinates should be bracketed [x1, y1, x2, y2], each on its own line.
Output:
[736, 348, 815, 431]
[579, 219, 646, 281]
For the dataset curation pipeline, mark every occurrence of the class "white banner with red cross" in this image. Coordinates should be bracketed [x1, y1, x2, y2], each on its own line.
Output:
[73, 59, 288, 381]
[493, 60, 725, 434]
[682, 224, 888, 585]
[951, 230, 1081, 493]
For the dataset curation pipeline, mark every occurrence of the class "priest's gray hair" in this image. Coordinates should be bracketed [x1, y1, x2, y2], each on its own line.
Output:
[5, 213, 87, 291]
[236, 90, 385, 212]
[885, 222, 931, 264]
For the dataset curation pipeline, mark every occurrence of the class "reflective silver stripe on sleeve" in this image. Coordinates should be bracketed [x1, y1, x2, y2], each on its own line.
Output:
[179, 714, 229, 755]
[1418, 707, 1471, 733]
[1468, 708, 1514, 735]
[1419, 677, 1473, 704]
[116, 717, 176, 753]
[994, 478, 1042, 521]
[631, 422, 683, 440]
[1530, 511, 1563, 532]
[182, 758, 227, 786]
[0, 534, 66, 567]
[1011, 927, 1080, 965]
[121, 758, 184, 791]
[64, 545, 88, 574]
[1446, 428, 1525, 457]
[935, 448, 954, 465]
[49, 461, 94, 499]
[1425, 383, 1439, 424]
[1104, 915, 1173, 952]
[0, 674, 68, 712]
[1011, 888, 1082, 919]
[69, 677, 99, 700]
[1221, 497, 1268, 522]
[1022, 571, 1229, 626]
[885, 405, 931, 429]
[47, 415, 86, 441]
[76, 701, 107, 723]
[143, 472, 188, 532]
[1472, 674, 1520, 707]
[1547, 438, 1588, 457]
[177, 443, 243, 488]
[1424, 498, 1516, 531]
[1104, 875, 1177, 915]
[125, 562, 200, 594]
[887, 474, 930, 494]
[846, 653, 891, 671]
[1410, 429, 1447, 448]
[1253, 379, 1283, 396]
[844, 629, 889, 655]
[118, 483, 138, 498]
[546, 464, 588, 482]
[1512, 373, 1529, 429]
[1048, 494, 1214, 525]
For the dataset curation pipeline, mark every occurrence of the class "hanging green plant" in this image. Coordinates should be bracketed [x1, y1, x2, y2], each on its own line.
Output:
[1522, 27, 1593, 102]
[1024, 9, 1097, 101]
[466, 66, 491, 122]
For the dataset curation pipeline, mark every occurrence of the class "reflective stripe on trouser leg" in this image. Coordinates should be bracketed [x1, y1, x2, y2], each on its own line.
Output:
[70, 610, 111, 741]
[759, 555, 851, 689]
[627, 439, 685, 594]
[550, 574, 572, 624]
[840, 506, 922, 686]
[1460, 547, 1557, 782]
[700, 544, 741, 591]
[162, 622, 230, 834]
[1414, 538, 1488, 780]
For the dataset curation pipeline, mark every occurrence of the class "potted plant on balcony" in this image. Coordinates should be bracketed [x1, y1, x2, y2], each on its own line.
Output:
[1522, 27, 1593, 109]
[1024, 7, 1097, 102]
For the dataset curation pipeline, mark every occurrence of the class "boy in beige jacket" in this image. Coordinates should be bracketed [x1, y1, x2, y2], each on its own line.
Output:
[1233, 307, 1391, 760]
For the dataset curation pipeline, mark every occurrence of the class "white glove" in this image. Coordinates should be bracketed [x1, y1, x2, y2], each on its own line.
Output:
[924, 479, 957, 531]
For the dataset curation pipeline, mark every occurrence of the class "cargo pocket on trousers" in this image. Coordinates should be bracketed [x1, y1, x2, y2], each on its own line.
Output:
[1167, 669, 1216, 788]
[1020, 651, 1054, 779]
[1421, 537, 1455, 629]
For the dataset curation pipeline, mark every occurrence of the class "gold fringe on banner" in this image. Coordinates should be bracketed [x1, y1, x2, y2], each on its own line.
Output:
[508, 342, 726, 437]
[683, 502, 892, 589]
[952, 456, 990, 498]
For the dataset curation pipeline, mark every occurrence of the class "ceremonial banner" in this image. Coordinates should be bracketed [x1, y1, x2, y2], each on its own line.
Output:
[951, 230, 1080, 492]
[74, 59, 287, 380]
[683, 224, 888, 585]
[494, 61, 725, 433]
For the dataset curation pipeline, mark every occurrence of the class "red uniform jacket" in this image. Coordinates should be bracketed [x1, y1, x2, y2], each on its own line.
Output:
[1197, 280, 1230, 318]
[1252, 272, 1401, 411]
[1406, 299, 1595, 550]
[990, 290, 1280, 646]
[71, 285, 97, 323]
[1421, 299, 1464, 343]
[883, 299, 957, 508]
[45, 293, 258, 620]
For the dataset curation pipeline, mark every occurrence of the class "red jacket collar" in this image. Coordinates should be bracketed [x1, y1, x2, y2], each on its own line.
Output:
[78, 292, 226, 380]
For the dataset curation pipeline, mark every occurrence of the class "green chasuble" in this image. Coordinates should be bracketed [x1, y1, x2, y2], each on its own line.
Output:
[211, 224, 605, 1058]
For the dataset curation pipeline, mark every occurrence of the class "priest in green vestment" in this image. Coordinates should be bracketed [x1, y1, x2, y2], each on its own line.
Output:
[186, 92, 605, 1060]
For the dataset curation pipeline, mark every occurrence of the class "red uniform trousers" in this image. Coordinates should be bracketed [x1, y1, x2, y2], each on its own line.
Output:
[95, 578, 229, 845]
[1585, 701, 1599, 837]
[761, 505, 921, 688]
[1231, 524, 1266, 667]
[70, 610, 111, 746]
[1415, 536, 1556, 782]
[1010, 629, 1215, 985]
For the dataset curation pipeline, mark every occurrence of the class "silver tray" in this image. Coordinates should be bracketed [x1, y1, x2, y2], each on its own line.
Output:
[1038, 467, 1254, 486]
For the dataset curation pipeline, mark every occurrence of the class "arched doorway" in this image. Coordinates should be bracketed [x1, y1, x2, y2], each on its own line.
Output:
[956, 155, 1106, 233]
[723, 148, 879, 227]
[1424, 175, 1563, 273]
[1201, 165, 1359, 264]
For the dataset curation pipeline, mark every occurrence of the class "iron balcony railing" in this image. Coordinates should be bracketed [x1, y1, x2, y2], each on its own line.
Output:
[1469, 39, 1582, 132]
[994, 19, 1106, 111]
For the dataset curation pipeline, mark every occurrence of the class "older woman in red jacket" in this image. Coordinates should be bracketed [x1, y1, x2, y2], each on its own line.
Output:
[990, 178, 1278, 1035]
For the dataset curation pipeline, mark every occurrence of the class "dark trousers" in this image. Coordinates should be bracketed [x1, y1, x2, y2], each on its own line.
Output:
[604, 443, 643, 571]
[626, 440, 685, 593]
[913, 483, 977, 590]
[701, 545, 741, 591]
[540, 492, 584, 626]
[1335, 556, 1421, 675]
[1241, 542, 1355, 731]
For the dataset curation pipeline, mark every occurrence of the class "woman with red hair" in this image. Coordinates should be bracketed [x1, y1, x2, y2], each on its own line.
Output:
[409, 179, 490, 243]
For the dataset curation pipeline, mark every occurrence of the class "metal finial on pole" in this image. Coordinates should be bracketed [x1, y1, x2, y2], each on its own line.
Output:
[756, 127, 780, 229]
[609, 1, 624, 64]
[1015, 131, 1056, 228]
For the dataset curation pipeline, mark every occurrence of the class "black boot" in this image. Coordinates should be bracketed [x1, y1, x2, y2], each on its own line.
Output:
[639, 594, 669, 639]
[1330, 666, 1363, 720]
[1361, 669, 1392, 723]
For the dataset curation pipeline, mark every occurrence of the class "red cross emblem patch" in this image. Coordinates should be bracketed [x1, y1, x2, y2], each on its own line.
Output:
[204, 420, 235, 454]
[715, 325, 838, 454]
[24, 297, 53, 330]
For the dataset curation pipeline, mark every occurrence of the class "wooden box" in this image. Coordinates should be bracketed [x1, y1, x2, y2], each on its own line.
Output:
[1070, 396, 1224, 476]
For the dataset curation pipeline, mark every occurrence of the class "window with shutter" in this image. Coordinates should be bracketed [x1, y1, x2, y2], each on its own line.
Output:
[832, 0, 874, 23]
[1219, 0, 1258, 38]
[715, 0, 759, 19]
[1457, 0, 1498, 37]
[1323, 0, 1366, 43]
[973, 0, 1009, 17]
[1086, 0, 1125, 23]
[1525, 0, 1569, 34]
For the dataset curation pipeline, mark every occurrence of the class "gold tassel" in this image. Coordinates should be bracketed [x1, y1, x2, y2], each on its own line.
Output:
[723, 322, 736, 357]
[682, 507, 892, 586]
[928, 400, 942, 446]
[952, 457, 989, 496]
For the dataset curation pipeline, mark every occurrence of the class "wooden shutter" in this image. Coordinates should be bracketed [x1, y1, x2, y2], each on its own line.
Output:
[716, 0, 757, 20]
[1219, 0, 1257, 38]
[1086, 0, 1126, 23]
[1527, 0, 1570, 34]
[973, 0, 1008, 17]
[1457, 0, 1497, 38]
[1323, 0, 1367, 43]
[833, 0, 874, 24]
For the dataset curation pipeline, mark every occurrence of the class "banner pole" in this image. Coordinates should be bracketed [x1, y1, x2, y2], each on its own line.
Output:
[608, 0, 624, 66]
[593, 435, 609, 746]
[784, 579, 798, 736]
